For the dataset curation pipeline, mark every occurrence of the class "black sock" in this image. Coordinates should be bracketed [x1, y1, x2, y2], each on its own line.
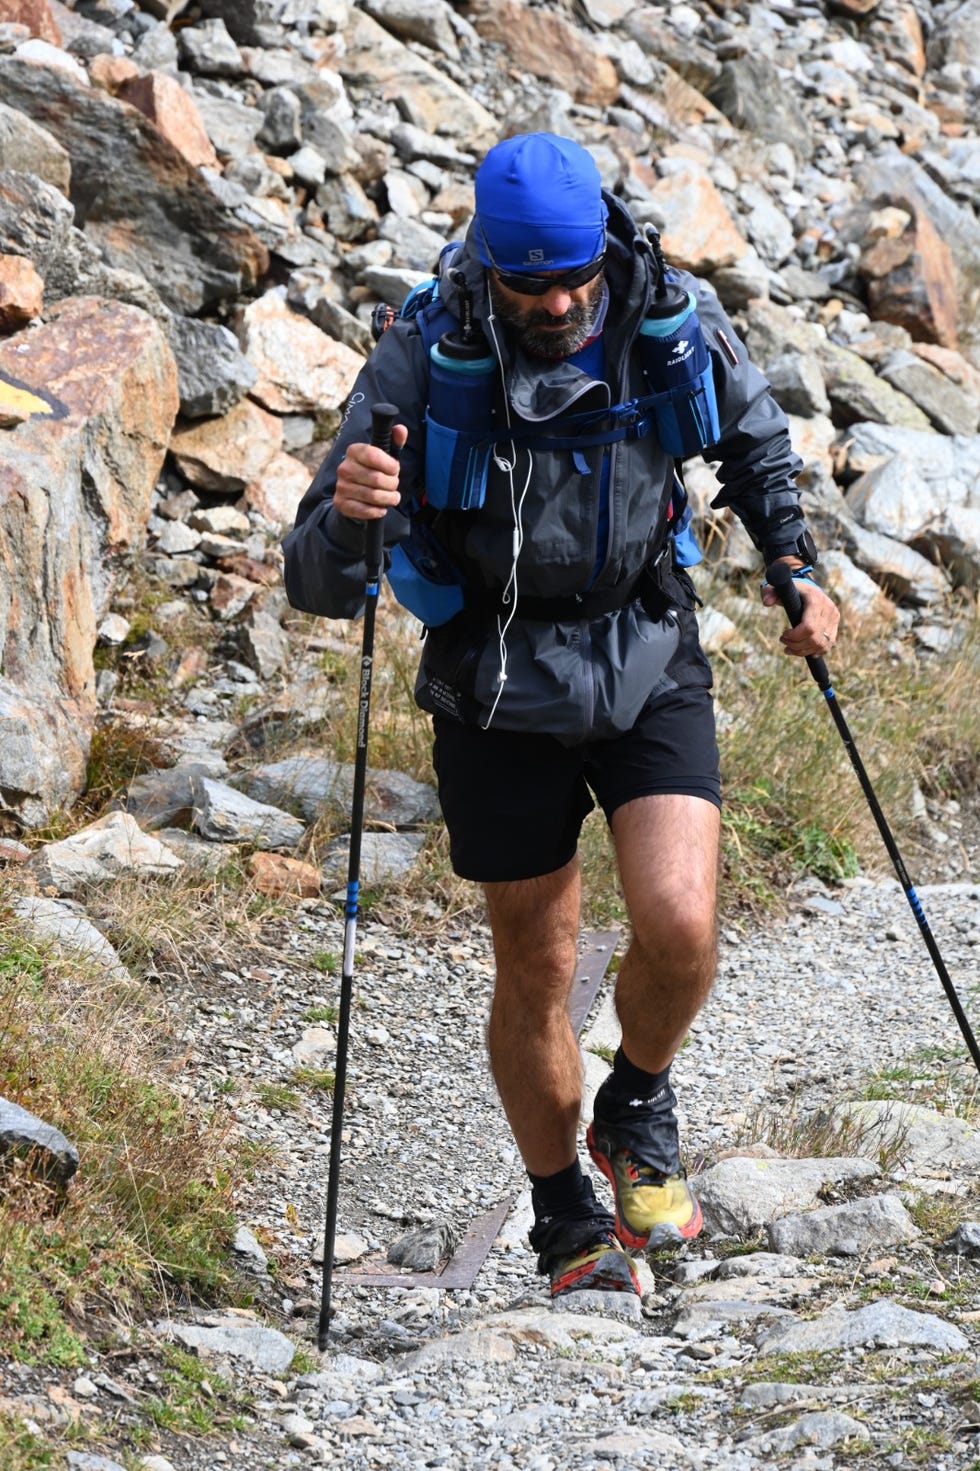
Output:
[609, 1046, 671, 1103]
[528, 1158, 586, 1218]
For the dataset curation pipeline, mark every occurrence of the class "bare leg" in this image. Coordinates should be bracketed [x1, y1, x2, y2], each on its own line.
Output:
[483, 857, 583, 1177]
[611, 794, 720, 1071]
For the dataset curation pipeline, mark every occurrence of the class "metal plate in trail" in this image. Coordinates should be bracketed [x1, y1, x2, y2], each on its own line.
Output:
[337, 929, 620, 1290]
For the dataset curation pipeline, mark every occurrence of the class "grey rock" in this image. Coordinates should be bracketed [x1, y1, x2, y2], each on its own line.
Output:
[191, 89, 265, 161]
[191, 775, 306, 850]
[232, 1225, 269, 1272]
[0, 62, 267, 313]
[65, 1454, 127, 1471]
[25, 812, 183, 895]
[757, 1299, 970, 1354]
[0, 101, 70, 193]
[0, 1095, 79, 1186]
[241, 754, 439, 827]
[714, 1251, 806, 1280]
[0, 167, 92, 301]
[197, 0, 290, 47]
[239, 609, 289, 680]
[945, 1221, 980, 1258]
[132, 23, 180, 71]
[829, 1101, 980, 1181]
[844, 523, 950, 606]
[879, 350, 980, 436]
[156, 828, 231, 874]
[767, 1193, 919, 1258]
[322, 831, 426, 886]
[121, 763, 218, 831]
[378, 212, 451, 273]
[708, 53, 813, 162]
[0, 682, 90, 833]
[387, 1221, 460, 1271]
[177, 18, 244, 76]
[750, 1410, 870, 1455]
[390, 121, 477, 167]
[360, 0, 460, 59]
[13, 896, 129, 979]
[672, 1295, 795, 1340]
[155, 1314, 295, 1372]
[765, 351, 831, 418]
[287, 267, 374, 355]
[167, 316, 258, 419]
[696, 1156, 879, 1238]
[553, 1288, 642, 1323]
[257, 87, 303, 154]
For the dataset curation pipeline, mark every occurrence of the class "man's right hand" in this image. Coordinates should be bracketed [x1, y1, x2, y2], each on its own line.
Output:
[333, 424, 408, 520]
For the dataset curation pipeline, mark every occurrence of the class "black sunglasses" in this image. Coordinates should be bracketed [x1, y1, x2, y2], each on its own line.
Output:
[479, 222, 606, 296]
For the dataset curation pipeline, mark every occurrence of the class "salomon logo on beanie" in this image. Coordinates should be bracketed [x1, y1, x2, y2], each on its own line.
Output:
[474, 133, 608, 272]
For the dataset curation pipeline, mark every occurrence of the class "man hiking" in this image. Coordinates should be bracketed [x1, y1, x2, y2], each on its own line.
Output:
[283, 132, 840, 1303]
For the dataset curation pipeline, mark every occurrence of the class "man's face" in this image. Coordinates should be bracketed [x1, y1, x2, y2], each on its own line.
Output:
[489, 270, 605, 360]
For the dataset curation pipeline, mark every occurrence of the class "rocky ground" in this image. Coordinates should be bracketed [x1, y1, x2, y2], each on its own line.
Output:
[4, 867, 980, 1470]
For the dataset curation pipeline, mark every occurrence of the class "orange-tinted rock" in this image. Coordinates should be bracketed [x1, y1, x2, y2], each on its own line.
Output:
[248, 851, 321, 898]
[0, 56, 268, 313]
[650, 168, 748, 274]
[0, 0, 62, 45]
[118, 71, 219, 171]
[243, 449, 311, 527]
[860, 207, 959, 349]
[87, 54, 141, 94]
[170, 398, 284, 492]
[237, 292, 363, 415]
[0, 253, 43, 328]
[466, 0, 619, 107]
[0, 299, 178, 822]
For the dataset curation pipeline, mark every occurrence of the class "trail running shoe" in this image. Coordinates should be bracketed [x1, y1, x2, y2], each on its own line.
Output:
[528, 1176, 639, 1300]
[588, 1077, 702, 1250]
[587, 1125, 702, 1250]
[547, 1232, 640, 1300]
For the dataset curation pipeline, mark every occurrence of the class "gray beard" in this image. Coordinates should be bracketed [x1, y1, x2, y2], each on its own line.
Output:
[489, 275, 604, 360]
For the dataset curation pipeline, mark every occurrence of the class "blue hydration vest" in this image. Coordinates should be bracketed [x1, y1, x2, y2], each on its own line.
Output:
[375, 250, 712, 626]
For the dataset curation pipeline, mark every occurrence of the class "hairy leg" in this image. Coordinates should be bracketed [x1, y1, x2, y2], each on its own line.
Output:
[483, 857, 583, 1177]
[610, 794, 720, 1072]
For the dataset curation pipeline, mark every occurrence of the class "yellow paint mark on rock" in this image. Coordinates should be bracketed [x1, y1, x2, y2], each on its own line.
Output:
[0, 373, 55, 426]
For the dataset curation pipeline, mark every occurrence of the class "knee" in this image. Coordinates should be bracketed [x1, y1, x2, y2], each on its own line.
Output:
[631, 895, 717, 975]
[491, 934, 578, 1020]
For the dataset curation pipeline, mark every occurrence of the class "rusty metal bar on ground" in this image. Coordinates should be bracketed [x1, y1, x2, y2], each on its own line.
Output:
[338, 929, 621, 1290]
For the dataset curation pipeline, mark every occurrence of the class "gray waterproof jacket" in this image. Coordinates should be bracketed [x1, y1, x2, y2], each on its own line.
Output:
[282, 194, 806, 744]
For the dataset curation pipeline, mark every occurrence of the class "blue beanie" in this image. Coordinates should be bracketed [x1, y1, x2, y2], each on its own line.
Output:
[474, 133, 608, 272]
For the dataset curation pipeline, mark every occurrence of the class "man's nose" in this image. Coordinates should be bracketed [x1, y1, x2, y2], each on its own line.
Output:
[539, 284, 573, 316]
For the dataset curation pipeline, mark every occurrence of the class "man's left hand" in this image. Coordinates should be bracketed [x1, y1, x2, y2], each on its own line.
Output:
[761, 567, 841, 659]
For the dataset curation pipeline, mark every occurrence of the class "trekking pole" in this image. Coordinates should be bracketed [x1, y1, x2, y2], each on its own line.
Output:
[318, 402, 399, 1348]
[767, 560, 980, 1079]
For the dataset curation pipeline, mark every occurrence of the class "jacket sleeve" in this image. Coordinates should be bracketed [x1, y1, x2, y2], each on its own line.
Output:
[281, 322, 428, 619]
[689, 277, 809, 559]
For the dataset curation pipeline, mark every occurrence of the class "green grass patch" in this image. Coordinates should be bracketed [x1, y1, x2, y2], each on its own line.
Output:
[0, 1411, 60, 1471]
[291, 1065, 336, 1092]
[0, 910, 241, 1365]
[144, 1344, 254, 1438]
[255, 1081, 302, 1113]
[302, 1003, 338, 1023]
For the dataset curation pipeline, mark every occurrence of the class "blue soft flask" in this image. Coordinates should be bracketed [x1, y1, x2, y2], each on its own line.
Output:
[638, 229, 720, 458]
[424, 274, 497, 510]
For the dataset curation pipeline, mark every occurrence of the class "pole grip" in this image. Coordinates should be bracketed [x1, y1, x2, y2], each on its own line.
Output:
[365, 402, 399, 578]
[766, 561, 830, 689]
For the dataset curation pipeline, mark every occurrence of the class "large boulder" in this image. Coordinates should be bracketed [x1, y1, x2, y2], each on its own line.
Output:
[0, 297, 178, 826]
[0, 57, 268, 313]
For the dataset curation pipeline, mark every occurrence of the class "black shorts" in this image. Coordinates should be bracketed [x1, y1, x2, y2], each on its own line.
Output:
[432, 684, 721, 883]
